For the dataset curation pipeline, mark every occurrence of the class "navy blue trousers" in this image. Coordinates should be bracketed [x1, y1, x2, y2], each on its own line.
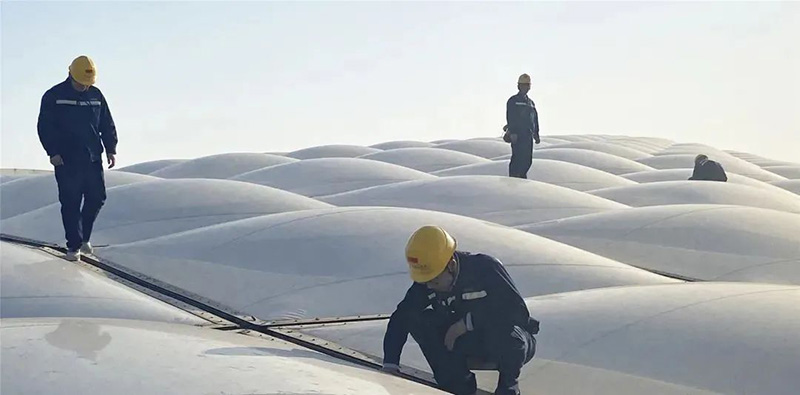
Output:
[54, 160, 106, 251]
[410, 310, 536, 395]
[509, 135, 533, 179]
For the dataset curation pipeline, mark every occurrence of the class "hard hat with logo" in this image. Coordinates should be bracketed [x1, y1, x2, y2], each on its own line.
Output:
[405, 225, 457, 283]
[69, 55, 97, 86]
[518, 73, 531, 84]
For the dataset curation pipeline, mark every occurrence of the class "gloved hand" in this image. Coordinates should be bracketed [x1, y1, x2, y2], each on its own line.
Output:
[50, 155, 64, 166]
[444, 319, 468, 351]
[534, 135, 541, 145]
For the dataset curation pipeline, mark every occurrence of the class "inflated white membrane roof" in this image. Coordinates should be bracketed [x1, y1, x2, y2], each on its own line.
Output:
[2, 134, 798, 394]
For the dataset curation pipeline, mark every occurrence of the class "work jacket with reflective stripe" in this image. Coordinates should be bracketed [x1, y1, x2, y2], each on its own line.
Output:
[383, 251, 539, 366]
[37, 77, 118, 164]
[506, 93, 539, 139]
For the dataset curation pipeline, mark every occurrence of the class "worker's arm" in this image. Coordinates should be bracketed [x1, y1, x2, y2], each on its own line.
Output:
[531, 102, 540, 143]
[714, 162, 728, 181]
[464, 255, 532, 334]
[98, 92, 118, 155]
[382, 283, 428, 367]
[506, 97, 520, 134]
[688, 162, 700, 180]
[37, 91, 60, 158]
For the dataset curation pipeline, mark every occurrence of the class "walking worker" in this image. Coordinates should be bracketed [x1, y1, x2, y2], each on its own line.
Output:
[37, 55, 118, 261]
[503, 73, 540, 179]
[382, 225, 539, 395]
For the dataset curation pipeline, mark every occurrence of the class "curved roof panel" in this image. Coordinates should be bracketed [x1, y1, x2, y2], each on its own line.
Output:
[358, 147, 489, 172]
[521, 204, 800, 282]
[149, 153, 297, 179]
[321, 176, 628, 226]
[432, 140, 512, 159]
[763, 165, 800, 179]
[770, 179, 800, 195]
[0, 171, 159, 220]
[531, 148, 655, 175]
[115, 159, 187, 175]
[1, 179, 332, 245]
[0, 241, 206, 324]
[432, 159, 636, 191]
[100, 207, 675, 320]
[542, 141, 652, 160]
[1, 317, 442, 394]
[232, 158, 436, 197]
[590, 181, 800, 213]
[637, 154, 785, 182]
[285, 144, 382, 159]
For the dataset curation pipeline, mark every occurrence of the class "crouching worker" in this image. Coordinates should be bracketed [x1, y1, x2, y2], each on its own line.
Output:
[688, 154, 727, 182]
[381, 225, 539, 395]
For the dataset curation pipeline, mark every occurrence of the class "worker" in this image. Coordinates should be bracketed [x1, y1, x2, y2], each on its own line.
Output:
[37, 55, 118, 261]
[382, 225, 539, 395]
[504, 73, 540, 179]
[688, 154, 727, 182]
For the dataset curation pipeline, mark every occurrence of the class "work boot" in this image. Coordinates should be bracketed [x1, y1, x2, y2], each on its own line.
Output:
[80, 242, 94, 255]
[65, 250, 81, 262]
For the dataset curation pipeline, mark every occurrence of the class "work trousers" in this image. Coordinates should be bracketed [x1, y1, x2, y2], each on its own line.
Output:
[54, 160, 107, 251]
[410, 310, 536, 395]
[508, 134, 533, 179]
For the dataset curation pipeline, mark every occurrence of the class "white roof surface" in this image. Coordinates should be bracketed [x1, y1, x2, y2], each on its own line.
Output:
[1, 241, 206, 324]
[433, 159, 636, 191]
[286, 144, 383, 159]
[771, 179, 800, 194]
[358, 147, 490, 172]
[321, 176, 628, 226]
[531, 148, 655, 174]
[148, 152, 297, 179]
[2, 133, 797, 394]
[1, 317, 443, 394]
[301, 283, 800, 395]
[0, 171, 159, 220]
[590, 181, 800, 213]
[98, 207, 675, 321]
[1, 178, 332, 245]
[637, 154, 786, 182]
[520, 204, 800, 283]
[232, 157, 436, 197]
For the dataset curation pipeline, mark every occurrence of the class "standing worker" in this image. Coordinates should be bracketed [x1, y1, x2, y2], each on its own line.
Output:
[37, 55, 118, 261]
[503, 74, 540, 179]
[382, 225, 539, 395]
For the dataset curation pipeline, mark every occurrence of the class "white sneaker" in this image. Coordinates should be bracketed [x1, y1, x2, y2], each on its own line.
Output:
[65, 250, 81, 262]
[80, 242, 93, 255]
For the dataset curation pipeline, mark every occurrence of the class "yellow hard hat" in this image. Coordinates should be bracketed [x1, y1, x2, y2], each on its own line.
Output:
[405, 225, 457, 283]
[69, 55, 97, 86]
[518, 74, 531, 84]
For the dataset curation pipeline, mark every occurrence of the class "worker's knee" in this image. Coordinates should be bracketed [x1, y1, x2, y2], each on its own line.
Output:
[490, 326, 536, 366]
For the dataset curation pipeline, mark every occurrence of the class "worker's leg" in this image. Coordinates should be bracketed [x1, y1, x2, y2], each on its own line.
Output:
[508, 135, 533, 179]
[409, 312, 477, 395]
[80, 160, 107, 244]
[54, 163, 84, 252]
[489, 326, 536, 395]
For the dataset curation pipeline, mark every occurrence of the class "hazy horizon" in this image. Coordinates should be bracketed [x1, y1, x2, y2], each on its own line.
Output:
[2, 1, 798, 170]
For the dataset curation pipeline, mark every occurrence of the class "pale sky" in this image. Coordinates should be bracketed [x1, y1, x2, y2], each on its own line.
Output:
[2, 1, 798, 170]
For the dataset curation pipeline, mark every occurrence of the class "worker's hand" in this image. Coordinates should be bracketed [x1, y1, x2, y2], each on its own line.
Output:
[107, 154, 116, 169]
[49, 155, 64, 167]
[381, 363, 400, 375]
[534, 135, 541, 145]
[444, 319, 468, 351]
